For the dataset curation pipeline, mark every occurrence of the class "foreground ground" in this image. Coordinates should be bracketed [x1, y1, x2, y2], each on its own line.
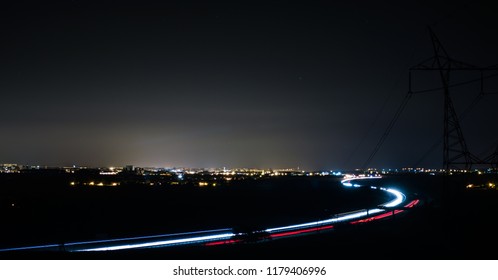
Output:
[2, 174, 498, 260]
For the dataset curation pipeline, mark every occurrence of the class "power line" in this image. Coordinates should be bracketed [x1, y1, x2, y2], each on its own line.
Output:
[362, 91, 412, 170]
[411, 72, 498, 95]
[347, 31, 423, 169]
[344, 63, 406, 168]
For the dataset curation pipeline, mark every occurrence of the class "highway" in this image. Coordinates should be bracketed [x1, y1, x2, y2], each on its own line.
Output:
[0, 175, 420, 253]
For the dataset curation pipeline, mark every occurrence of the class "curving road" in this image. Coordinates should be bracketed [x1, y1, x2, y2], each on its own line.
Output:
[0, 175, 420, 253]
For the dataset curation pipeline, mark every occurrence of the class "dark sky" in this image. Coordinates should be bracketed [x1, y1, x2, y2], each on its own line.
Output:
[1, 0, 497, 170]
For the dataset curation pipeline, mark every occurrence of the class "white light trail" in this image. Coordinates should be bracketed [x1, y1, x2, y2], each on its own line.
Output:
[267, 175, 405, 233]
[75, 233, 234, 252]
[64, 228, 232, 247]
[1, 174, 410, 252]
[381, 188, 405, 207]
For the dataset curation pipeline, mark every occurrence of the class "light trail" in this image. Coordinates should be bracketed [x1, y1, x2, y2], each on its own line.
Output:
[77, 175, 409, 250]
[269, 225, 334, 238]
[341, 175, 382, 185]
[0, 175, 417, 252]
[380, 188, 406, 207]
[205, 239, 242, 246]
[0, 228, 233, 252]
[76, 233, 235, 252]
[0, 243, 61, 252]
[405, 199, 420, 208]
[66, 228, 232, 247]
[265, 175, 405, 233]
[351, 209, 405, 224]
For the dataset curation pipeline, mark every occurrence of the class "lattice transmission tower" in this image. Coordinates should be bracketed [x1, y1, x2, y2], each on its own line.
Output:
[408, 28, 498, 172]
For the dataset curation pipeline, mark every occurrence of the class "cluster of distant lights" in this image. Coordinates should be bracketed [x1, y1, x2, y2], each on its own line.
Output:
[0, 162, 345, 176]
[0, 174, 421, 253]
[70, 181, 120, 187]
[2, 162, 497, 176]
[466, 182, 496, 189]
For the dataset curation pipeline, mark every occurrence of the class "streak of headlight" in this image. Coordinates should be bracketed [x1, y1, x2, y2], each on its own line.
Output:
[267, 177, 405, 233]
[81, 177, 405, 249]
[76, 233, 234, 252]
[368, 208, 384, 215]
[3, 175, 411, 252]
[64, 228, 232, 247]
[381, 188, 405, 207]
[266, 209, 381, 233]
[341, 175, 405, 207]
[0, 228, 232, 252]
[340, 175, 382, 184]
[266, 221, 326, 233]
[0, 244, 60, 252]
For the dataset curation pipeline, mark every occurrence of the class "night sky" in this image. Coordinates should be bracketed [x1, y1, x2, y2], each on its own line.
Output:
[1, 0, 497, 170]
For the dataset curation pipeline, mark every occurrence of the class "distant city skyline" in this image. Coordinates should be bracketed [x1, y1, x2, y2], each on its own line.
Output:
[1, 1, 497, 171]
[2, 161, 494, 175]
